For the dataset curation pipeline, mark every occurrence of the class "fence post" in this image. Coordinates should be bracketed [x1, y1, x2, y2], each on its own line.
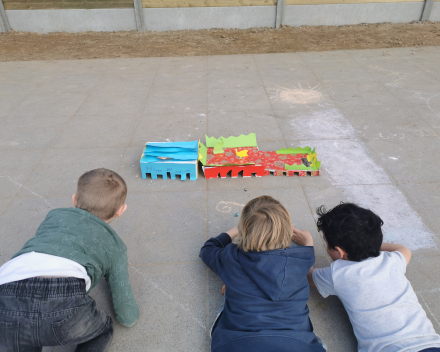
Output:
[0, 0, 10, 33]
[275, 0, 285, 28]
[134, 0, 146, 32]
[421, 0, 434, 21]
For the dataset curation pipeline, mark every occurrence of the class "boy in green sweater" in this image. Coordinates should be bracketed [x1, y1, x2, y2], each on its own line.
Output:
[0, 168, 139, 351]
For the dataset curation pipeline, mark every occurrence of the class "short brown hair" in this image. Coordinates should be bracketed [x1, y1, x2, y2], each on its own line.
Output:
[76, 168, 127, 221]
[237, 195, 292, 252]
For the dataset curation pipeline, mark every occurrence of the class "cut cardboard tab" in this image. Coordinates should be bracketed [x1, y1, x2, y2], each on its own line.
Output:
[276, 147, 312, 154]
[198, 142, 208, 166]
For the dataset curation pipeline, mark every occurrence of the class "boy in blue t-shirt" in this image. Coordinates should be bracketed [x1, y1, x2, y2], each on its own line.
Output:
[293, 202, 440, 352]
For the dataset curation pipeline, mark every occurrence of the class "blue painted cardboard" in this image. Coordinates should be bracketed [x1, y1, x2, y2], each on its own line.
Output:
[140, 140, 199, 181]
[140, 162, 197, 181]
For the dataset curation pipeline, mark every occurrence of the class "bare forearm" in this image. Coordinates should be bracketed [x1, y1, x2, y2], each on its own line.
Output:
[381, 242, 411, 265]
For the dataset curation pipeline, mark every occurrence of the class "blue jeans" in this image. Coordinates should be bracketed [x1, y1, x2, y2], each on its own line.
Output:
[0, 277, 113, 352]
[420, 349, 440, 352]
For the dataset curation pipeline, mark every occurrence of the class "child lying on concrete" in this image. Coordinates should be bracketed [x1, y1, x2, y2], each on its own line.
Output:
[292, 202, 440, 352]
[200, 195, 326, 352]
[0, 168, 139, 352]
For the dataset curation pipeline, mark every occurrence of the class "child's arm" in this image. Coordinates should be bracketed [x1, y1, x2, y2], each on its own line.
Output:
[291, 227, 316, 287]
[106, 250, 139, 327]
[291, 226, 314, 247]
[199, 227, 238, 276]
[381, 242, 411, 265]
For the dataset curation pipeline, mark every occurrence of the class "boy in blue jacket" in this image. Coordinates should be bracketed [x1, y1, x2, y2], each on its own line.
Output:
[200, 195, 326, 352]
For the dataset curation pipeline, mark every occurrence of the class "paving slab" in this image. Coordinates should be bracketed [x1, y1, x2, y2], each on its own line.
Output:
[207, 87, 271, 112]
[1, 46, 440, 352]
[399, 183, 440, 235]
[339, 102, 436, 140]
[365, 136, 440, 183]
[52, 115, 137, 149]
[207, 69, 263, 89]
[10, 91, 88, 119]
[0, 149, 46, 198]
[132, 112, 207, 147]
[17, 148, 125, 197]
[253, 52, 307, 70]
[112, 192, 207, 264]
[207, 110, 282, 142]
[0, 116, 70, 150]
[144, 88, 207, 115]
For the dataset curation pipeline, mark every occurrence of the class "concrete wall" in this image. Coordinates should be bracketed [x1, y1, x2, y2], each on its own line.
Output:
[6, 8, 137, 32]
[432, 1, 440, 21]
[4, 1, 439, 33]
[284, 2, 426, 26]
[143, 6, 276, 31]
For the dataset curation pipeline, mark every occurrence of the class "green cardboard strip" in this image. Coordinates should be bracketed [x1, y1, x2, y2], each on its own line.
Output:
[205, 133, 258, 148]
[276, 147, 312, 154]
[213, 141, 225, 154]
[199, 142, 208, 166]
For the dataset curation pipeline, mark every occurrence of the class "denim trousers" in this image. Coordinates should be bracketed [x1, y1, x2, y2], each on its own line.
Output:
[0, 277, 113, 352]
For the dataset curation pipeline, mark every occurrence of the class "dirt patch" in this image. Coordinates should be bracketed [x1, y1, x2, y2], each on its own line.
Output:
[0, 21, 439, 61]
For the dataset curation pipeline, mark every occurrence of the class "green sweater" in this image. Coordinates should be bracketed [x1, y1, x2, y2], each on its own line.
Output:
[13, 207, 139, 327]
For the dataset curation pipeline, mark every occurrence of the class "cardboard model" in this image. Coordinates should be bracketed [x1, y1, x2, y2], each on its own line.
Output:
[140, 134, 320, 181]
[199, 133, 320, 179]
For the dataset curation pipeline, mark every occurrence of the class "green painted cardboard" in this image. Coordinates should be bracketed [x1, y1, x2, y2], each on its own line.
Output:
[276, 147, 312, 154]
[205, 133, 258, 148]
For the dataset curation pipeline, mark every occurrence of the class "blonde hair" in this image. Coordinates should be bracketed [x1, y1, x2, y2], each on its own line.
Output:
[237, 195, 292, 252]
[76, 168, 127, 221]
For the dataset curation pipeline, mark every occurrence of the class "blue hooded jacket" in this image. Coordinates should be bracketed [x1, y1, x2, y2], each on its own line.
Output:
[200, 233, 325, 352]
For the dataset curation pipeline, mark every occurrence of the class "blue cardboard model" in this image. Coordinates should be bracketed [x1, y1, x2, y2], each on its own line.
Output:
[140, 140, 199, 181]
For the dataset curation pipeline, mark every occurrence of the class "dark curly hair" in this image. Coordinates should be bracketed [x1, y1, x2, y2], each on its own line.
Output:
[316, 203, 383, 262]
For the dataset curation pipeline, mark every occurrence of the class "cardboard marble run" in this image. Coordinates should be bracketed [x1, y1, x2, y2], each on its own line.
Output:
[140, 134, 320, 181]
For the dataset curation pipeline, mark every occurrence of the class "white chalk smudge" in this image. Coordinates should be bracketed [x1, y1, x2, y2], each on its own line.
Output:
[305, 139, 391, 185]
[341, 185, 437, 250]
[216, 201, 245, 213]
[288, 108, 357, 140]
[297, 107, 437, 250]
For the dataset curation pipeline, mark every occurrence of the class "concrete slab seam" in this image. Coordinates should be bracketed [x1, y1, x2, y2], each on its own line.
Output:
[117, 62, 160, 174]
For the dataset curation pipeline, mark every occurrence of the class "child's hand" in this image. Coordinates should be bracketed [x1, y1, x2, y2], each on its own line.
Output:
[226, 227, 239, 240]
[291, 226, 314, 246]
